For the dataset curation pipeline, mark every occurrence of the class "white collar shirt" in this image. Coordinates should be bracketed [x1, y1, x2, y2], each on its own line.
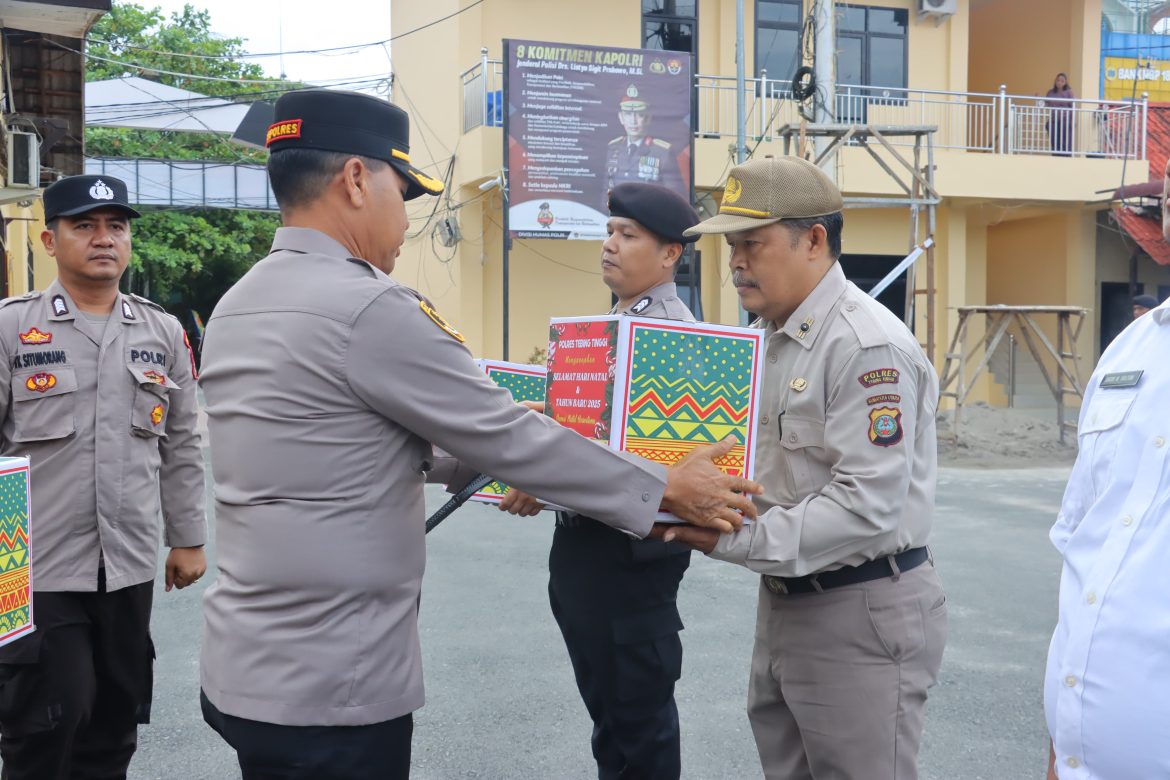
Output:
[1045, 299, 1170, 778]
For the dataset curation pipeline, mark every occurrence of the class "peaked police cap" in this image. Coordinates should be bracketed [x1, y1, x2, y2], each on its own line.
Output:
[265, 89, 444, 201]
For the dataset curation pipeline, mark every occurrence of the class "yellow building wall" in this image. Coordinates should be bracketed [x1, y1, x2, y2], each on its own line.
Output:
[969, 0, 1101, 98]
[1, 199, 51, 297]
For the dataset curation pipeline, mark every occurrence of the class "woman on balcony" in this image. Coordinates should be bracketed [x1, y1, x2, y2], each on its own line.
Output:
[1045, 73, 1076, 156]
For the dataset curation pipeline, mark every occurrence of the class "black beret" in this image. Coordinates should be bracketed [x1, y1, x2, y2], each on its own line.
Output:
[1134, 294, 1158, 308]
[265, 88, 444, 201]
[43, 175, 140, 222]
[607, 183, 699, 244]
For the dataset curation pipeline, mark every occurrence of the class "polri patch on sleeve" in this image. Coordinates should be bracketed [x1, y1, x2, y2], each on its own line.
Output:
[858, 368, 899, 388]
[868, 407, 903, 447]
[1100, 370, 1143, 389]
[419, 300, 465, 343]
[630, 296, 653, 314]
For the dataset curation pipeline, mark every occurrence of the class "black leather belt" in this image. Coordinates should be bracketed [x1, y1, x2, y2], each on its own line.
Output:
[763, 546, 929, 595]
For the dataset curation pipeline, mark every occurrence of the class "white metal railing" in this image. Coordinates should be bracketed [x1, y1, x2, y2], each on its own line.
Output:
[461, 58, 1148, 161]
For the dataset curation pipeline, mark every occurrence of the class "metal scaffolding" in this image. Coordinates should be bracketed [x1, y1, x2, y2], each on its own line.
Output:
[939, 306, 1088, 444]
[777, 123, 942, 365]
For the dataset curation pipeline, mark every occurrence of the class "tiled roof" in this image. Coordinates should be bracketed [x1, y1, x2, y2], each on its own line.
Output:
[1114, 206, 1170, 266]
[1113, 104, 1170, 264]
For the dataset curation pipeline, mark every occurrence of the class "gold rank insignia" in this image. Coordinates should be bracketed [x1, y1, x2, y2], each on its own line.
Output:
[25, 372, 56, 393]
[789, 377, 807, 392]
[151, 404, 165, 426]
[18, 328, 52, 345]
[419, 300, 465, 343]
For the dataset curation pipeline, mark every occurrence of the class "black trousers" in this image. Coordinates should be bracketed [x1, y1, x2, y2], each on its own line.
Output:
[549, 518, 691, 780]
[0, 574, 154, 780]
[201, 692, 413, 780]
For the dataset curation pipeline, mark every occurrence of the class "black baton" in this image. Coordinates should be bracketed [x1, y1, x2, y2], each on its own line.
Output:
[425, 473, 495, 534]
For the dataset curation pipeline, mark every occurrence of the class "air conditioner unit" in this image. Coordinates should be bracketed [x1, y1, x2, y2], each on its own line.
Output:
[920, 0, 958, 15]
[6, 130, 40, 189]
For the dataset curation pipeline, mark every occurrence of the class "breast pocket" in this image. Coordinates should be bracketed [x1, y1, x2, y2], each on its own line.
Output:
[126, 364, 180, 438]
[779, 415, 828, 496]
[1078, 392, 1135, 488]
[10, 367, 79, 442]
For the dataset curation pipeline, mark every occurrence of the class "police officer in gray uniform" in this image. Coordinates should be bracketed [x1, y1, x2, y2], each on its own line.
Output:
[0, 175, 206, 780]
[197, 89, 759, 780]
[502, 182, 700, 779]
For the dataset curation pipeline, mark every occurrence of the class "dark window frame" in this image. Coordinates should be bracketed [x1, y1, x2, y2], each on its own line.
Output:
[642, 1, 699, 59]
[754, 0, 804, 83]
[836, 4, 909, 122]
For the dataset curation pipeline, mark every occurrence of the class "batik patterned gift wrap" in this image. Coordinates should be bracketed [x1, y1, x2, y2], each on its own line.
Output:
[0, 457, 32, 648]
[545, 317, 764, 521]
[469, 360, 549, 505]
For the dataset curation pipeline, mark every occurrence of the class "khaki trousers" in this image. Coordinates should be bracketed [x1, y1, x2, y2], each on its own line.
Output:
[747, 562, 947, 780]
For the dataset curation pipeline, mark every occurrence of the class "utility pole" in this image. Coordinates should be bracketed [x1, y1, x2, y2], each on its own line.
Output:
[735, 0, 747, 163]
[813, 0, 836, 179]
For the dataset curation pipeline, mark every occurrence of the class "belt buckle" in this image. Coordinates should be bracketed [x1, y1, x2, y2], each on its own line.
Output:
[764, 575, 787, 595]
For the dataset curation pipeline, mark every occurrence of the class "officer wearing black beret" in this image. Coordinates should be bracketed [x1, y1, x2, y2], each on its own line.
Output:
[501, 181, 701, 779]
[199, 90, 758, 779]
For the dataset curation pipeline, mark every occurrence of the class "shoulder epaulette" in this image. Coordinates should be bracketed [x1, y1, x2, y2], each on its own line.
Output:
[0, 291, 42, 310]
[652, 138, 672, 149]
[129, 293, 168, 314]
[609, 137, 624, 145]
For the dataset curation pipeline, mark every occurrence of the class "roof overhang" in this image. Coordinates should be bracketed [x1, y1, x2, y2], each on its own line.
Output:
[0, 0, 109, 38]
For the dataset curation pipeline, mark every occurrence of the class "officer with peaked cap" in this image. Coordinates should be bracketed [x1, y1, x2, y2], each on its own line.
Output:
[502, 182, 700, 779]
[197, 89, 761, 778]
[607, 84, 685, 194]
[0, 175, 206, 779]
[654, 156, 947, 779]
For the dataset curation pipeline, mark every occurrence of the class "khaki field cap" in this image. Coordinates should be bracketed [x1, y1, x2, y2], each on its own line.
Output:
[684, 155, 844, 236]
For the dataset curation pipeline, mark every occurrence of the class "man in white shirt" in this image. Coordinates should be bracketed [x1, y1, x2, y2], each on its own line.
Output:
[1043, 160, 1170, 779]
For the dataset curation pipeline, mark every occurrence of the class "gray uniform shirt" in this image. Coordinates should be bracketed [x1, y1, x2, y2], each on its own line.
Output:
[710, 263, 939, 576]
[199, 227, 668, 727]
[612, 281, 695, 322]
[0, 280, 205, 592]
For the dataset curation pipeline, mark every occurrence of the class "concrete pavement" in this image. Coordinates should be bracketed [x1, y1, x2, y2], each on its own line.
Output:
[128, 465, 1069, 779]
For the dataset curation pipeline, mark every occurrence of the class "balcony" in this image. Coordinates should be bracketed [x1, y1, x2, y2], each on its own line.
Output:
[460, 58, 1148, 162]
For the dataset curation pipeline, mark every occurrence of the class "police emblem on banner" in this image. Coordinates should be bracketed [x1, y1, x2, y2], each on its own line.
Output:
[868, 406, 903, 447]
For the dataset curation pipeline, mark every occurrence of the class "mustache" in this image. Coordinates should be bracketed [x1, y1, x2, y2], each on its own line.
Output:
[732, 272, 759, 288]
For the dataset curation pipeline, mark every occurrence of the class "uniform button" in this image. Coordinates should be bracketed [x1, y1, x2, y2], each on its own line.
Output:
[846, 304, 857, 311]
[641, 492, 651, 502]
[768, 353, 778, 364]
[1066, 757, 1080, 769]
[789, 433, 798, 443]
[1155, 436, 1166, 448]
[1086, 592, 1097, 605]
[1065, 675, 1077, 687]
[1122, 515, 1134, 526]
[761, 414, 770, 425]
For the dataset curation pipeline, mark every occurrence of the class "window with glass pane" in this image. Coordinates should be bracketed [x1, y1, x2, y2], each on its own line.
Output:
[836, 4, 907, 93]
[755, 0, 802, 82]
[642, 0, 698, 55]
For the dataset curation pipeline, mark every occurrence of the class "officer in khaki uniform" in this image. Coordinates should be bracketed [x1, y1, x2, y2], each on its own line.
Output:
[661, 157, 947, 780]
[197, 89, 759, 780]
[503, 183, 699, 779]
[0, 175, 206, 780]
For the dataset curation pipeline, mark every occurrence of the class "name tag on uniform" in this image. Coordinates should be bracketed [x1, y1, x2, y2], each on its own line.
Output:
[1100, 370, 1143, 389]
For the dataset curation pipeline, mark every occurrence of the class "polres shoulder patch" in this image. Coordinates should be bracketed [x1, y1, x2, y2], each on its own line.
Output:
[858, 368, 899, 388]
[419, 300, 465, 343]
